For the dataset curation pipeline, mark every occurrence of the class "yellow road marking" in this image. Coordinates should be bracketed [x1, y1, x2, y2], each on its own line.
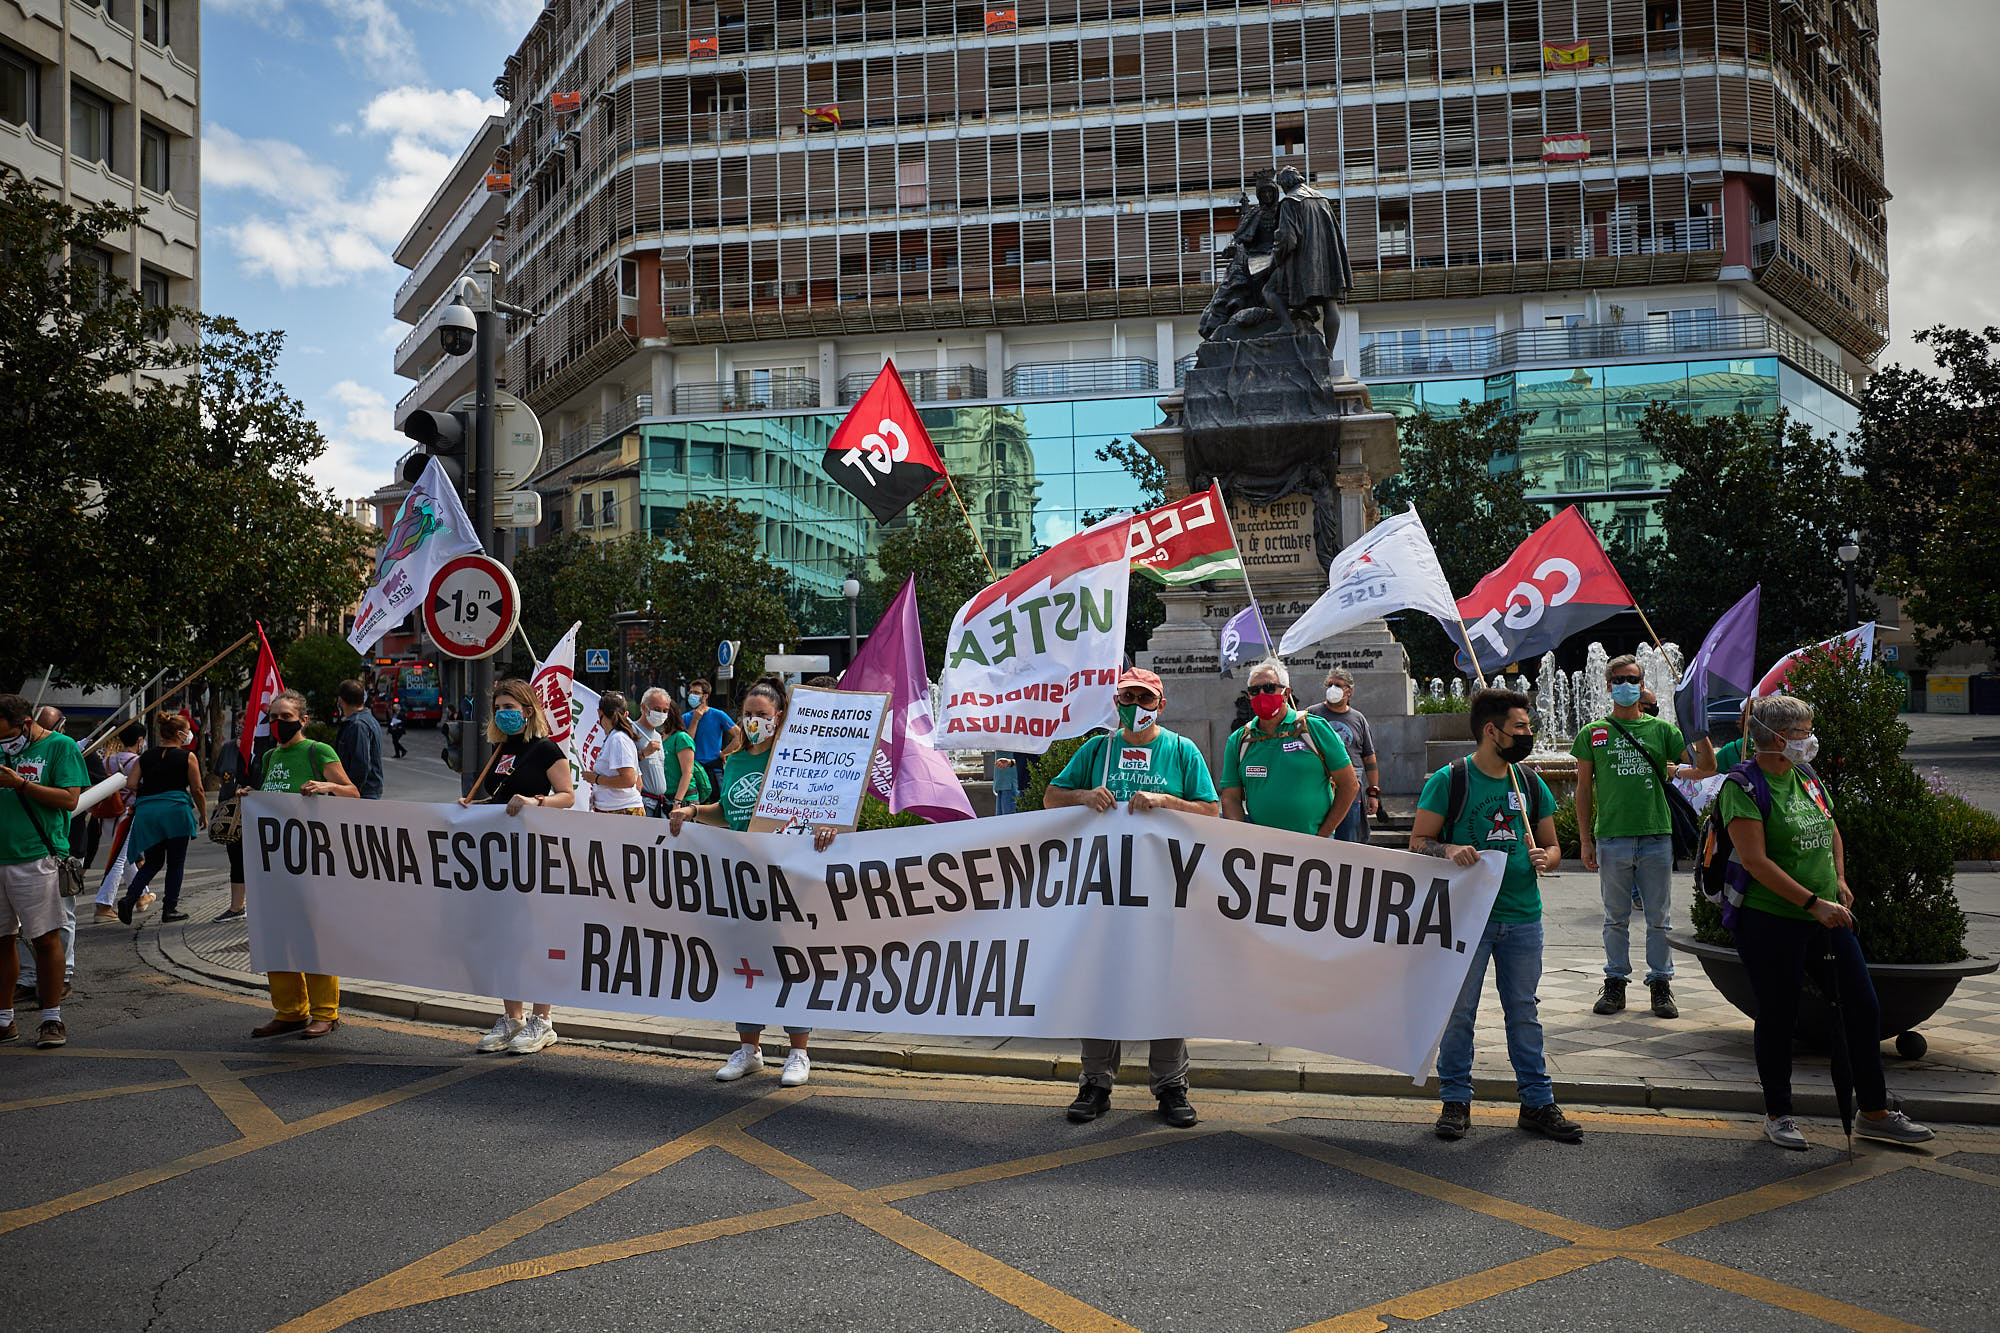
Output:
[1637, 1249, 1939, 1333]
[1912, 1156, 2000, 1190]
[1289, 1247, 1610, 1333]
[175, 1055, 287, 1137]
[0, 1077, 200, 1113]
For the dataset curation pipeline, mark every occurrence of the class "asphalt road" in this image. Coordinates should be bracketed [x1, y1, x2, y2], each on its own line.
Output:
[1903, 713, 2000, 817]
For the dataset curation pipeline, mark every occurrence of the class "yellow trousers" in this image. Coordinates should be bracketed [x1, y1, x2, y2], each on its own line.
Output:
[269, 971, 340, 1022]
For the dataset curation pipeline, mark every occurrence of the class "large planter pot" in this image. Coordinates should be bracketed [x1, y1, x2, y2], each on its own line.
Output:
[1669, 932, 1998, 1058]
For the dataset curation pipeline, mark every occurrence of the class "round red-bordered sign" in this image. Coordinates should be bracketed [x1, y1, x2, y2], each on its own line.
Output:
[422, 554, 520, 660]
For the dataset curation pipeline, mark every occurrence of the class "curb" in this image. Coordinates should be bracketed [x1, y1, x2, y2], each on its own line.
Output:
[142, 925, 2000, 1127]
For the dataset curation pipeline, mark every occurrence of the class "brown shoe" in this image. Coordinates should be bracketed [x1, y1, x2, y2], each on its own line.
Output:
[36, 1019, 67, 1049]
[0, 1022, 17, 1044]
[299, 1019, 340, 1040]
[94, 906, 119, 923]
[252, 1017, 309, 1039]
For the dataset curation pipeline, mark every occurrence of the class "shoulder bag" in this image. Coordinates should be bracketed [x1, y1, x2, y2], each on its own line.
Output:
[1605, 719, 1703, 859]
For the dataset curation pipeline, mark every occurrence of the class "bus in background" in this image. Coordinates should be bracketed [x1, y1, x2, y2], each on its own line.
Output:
[370, 659, 444, 727]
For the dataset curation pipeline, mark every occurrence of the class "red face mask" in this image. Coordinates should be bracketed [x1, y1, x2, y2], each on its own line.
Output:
[1251, 691, 1288, 720]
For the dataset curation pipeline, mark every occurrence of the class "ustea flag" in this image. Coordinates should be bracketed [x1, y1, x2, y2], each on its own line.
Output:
[840, 576, 974, 823]
[1219, 604, 1271, 676]
[1278, 509, 1460, 655]
[1129, 483, 1243, 586]
[1755, 623, 1876, 697]
[937, 515, 1131, 752]
[1447, 506, 1635, 672]
[1676, 587, 1760, 736]
[348, 458, 481, 654]
[821, 360, 949, 524]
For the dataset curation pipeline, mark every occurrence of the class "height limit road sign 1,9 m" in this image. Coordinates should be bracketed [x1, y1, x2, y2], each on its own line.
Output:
[423, 554, 520, 661]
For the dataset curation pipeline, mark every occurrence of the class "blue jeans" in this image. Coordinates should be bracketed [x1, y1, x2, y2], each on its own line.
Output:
[1332, 799, 1366, 843]
[994, 788, 1018, 817]
[1597, 834, 1675, 982]
[1437, 918, 1551, 1107]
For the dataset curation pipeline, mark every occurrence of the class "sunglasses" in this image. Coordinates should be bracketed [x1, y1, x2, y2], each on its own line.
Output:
[1115, 691, 1160, 706]
[1247, 683, 1286, 696]
[1610, 675, 1644, 685]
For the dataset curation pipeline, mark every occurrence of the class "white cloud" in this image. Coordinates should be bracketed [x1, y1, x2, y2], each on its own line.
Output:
[208, 0, 423, 81]
[311, 379, 409, 499]
[206, 85, 504, 288]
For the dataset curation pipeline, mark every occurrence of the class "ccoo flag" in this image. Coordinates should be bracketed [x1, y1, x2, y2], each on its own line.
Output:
[348, 458, 481, 655]
[1278, 509, 1461, 655]
[1675, 587, 1760, 737]
[839, 576, 974, 823]
[821, 360, 949, 524]
[1128, 483, 1244, 585]
[1446, 506, 1636, 673]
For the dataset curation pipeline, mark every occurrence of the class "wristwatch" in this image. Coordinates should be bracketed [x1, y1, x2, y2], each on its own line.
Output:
[1365, 785, 1381, 796]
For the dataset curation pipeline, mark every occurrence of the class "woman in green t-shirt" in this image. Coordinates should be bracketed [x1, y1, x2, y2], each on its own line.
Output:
[1724, 694, 1932, 1152]
[668, 676, 836, 1088]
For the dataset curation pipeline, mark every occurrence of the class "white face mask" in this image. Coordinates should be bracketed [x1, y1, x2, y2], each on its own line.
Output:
[644, 710, 669, 729]
[0, 732, 26, 757]
[1784, 733, 1820, 766]
[744, 715, 776, 745]
[1324, 685, 1346, 706]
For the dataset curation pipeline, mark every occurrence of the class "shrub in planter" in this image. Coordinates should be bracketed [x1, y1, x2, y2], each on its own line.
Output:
[1690, 646, 1967, 963]
[1016, 736, 1089, 813]
[1552, 794, 1581, 860]
[856, 795, 926, 831]
[1930, 783, 2000, 860]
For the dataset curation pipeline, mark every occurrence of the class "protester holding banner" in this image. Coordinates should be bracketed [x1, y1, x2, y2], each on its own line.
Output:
[1412, 688, 1580, 1144]
[669, 677, 838, 1086]
[1306, 666, 1380, 842]
[248, 690, 358, 1041]
[1723, 695, 1933, 1151]
[1220, 658, 1357, 839]
[588, 693, 646, 816]
[1572, 655, 1701, 1021]
[1044, 667, 1219, 1128]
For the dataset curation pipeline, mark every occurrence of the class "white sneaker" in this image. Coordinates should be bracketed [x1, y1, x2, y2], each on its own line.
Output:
[506, 1015, 558, 1055]
[780, 1049, 811, 1087]
[1765, 1115, 1809, 1151]
[715, 1043, 764, 1081]
[475, 1015, 522, 1053]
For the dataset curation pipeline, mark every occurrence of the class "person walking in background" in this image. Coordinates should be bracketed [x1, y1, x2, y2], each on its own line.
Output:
[210, 710, 269, 923]
[458, 678, 576, 1056]
[387, 702, 408, 759]
[1412, 687, 1579, 1144]
[669, 677, 837, 1087]
[0, 694, 88, 1048]
[91, 721, 146, 924]
[1044, 667, 1220, 1129]
[332, 680, 385, 801]
[1723, 694, 1933, 1152]
[644, 687, 709, 811]
[18, 708, 81, 1007]
[117, 712, 206, 926]
[991, 751, 1027, 817]
[1221, 657, 1357, 838]
[1307, 666, 1381, 844]
[247, 691, 359, 1040]
[682, 679, 741, 799]
[589, 692, 647, 817]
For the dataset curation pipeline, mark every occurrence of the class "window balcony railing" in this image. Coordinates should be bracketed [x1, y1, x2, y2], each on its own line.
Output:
[1004, 358, 1157, 398]
[672, 375, 820, 415]
[602, 394, 653, 440]
[836, 365, 986, 405]
[1174, 353, 1198, 389]
[396, 191, 505, 313]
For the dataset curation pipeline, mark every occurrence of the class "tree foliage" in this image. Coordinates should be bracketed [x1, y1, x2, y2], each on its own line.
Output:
[1372, 400, 1547, 679]
[1611, 407, 1853, 670]
[1082, 437, 1168, 659]
[281, 634, 364, 724]
[643, 500, 798, 692]
[1852, 326, 2000, 664]
[870, 489, 992, 672]
[515, 531, 666, 669]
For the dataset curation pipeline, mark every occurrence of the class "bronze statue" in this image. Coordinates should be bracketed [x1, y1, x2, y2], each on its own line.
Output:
[1198, 176, 1282, 341]
[1199, 167, 1355, 348]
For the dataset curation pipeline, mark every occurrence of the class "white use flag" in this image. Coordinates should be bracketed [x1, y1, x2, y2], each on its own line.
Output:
[936, 514, 1132, 754]
[528, 620, 604, 805]
[1279, 508, 1461, 655]
[348, 459, 482, 654]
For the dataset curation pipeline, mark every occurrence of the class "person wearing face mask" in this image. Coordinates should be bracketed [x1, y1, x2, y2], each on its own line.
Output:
[1044, 667, 1221, 1129]
[0, 694, 89, 1048]
[458, 678, 577, 1055]
[1221, 658, 1358, 838]
[1412, 688, 1577, 1144]
[681, 679, 742, 801]
[1572, 655, 1709, 1021]
[1306, 666, 1380, 842]
[588, 693, 648, 815]
[633, 687, 670, 817]
[1724, 694, 1933, 1151]
[247, 690, 360, 1041]
[670, 677, 838, 1087]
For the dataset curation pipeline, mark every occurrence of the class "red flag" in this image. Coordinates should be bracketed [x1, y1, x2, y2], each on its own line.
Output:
[1448, 507, 1636, 672]
[1755, 623, 1876, 697]
[821, 360, 949, 524]
[240, 622, 285, 768]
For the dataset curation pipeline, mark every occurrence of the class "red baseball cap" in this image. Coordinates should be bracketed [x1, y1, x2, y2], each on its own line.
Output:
[1116, 667, 1165, 697]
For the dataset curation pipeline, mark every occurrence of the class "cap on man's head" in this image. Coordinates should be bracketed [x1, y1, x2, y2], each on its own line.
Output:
[1116, 668, 1165, 697]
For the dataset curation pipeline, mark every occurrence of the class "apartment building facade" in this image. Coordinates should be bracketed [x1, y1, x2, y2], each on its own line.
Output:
[1, 0, 201, 311]
[474, 0, 1882, 628]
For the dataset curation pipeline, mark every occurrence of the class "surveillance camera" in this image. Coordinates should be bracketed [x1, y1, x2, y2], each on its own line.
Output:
[438, 300, 476, 357]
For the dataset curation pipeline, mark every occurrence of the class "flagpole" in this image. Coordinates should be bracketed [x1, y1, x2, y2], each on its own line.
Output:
[1451, 609, 1544, 878]
[942, 474, 997, 581]
[1215, 485, 1271, 655]
[83, 630, 255, 758]
[1633, 605, 1666, 650]
[514, 622, 538, 666]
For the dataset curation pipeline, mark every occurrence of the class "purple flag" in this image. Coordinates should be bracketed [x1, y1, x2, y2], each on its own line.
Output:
[839, 576, 975, 823]
[1219, 603, 1271, 677]
[1675, 586, 1760, 741]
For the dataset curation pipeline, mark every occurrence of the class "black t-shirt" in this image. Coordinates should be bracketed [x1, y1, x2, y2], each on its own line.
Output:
[137, 745, 193, 797]
[482, 737, 566, 803]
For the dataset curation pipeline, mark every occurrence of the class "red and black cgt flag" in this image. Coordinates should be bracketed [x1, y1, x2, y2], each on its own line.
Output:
[821, 360, 949, 524]
[1447, 506, 1637, 672]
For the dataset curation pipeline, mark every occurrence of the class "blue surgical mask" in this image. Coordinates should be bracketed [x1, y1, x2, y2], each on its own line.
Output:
[495, 708, 526, 735]
[1610, 682, 1644, 708]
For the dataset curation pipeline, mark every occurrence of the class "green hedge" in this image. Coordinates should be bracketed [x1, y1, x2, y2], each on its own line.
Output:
[1016, 736, 1090, 813]
[1937, 792, 2000, 861]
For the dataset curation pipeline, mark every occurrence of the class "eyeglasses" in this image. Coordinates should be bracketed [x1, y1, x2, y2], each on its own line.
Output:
[1247, 683, 1286, 696]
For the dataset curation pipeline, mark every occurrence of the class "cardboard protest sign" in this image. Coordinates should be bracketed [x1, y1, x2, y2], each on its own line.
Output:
[748, 685, 890, 834]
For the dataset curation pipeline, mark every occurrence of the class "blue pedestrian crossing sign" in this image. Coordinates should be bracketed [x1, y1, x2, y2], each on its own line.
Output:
[584, 648, 611, 674]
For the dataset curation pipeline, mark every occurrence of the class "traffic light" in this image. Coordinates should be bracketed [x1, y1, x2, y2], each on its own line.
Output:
[400, 409, 470, 488]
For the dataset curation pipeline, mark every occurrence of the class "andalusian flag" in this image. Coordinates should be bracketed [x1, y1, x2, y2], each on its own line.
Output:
[1128, 483, 1245, 586]
[1543, 40, 1590, 69]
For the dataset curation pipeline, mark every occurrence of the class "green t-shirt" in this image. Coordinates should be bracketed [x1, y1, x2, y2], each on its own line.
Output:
[718, 748, 771, 831]
[1570, 714, 1687, 839]
[259, 740, 340, 795]
[1417, 760, 1555, 923]
[667, 731, 713, 802]
[1220, 710, 1353, 836]
[1718, 766, 1838, 921]
[1052, 729, 1219, 806]
[1714, 738, 1745, 770]
[1, 730, 89, 863]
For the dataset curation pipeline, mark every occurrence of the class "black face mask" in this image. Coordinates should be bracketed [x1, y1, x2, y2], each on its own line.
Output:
[273, 718, 304, 742]
[1495, 733, 1535, 764]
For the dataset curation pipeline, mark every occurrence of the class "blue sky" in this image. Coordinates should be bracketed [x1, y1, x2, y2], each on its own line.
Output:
[202, 0, 541, 499]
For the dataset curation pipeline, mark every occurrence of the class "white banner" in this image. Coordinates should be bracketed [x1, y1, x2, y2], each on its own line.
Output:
[349, 459, 482, 654]
[243, 795, 1504, 1078]
[937, 515, 1131, 754]
[1278, 508, 1462, 656]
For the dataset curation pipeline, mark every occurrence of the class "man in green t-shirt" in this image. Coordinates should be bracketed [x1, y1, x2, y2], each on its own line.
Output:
[0, 694, 89, 1048]
[1571, 655, 1710, 1021]
[1411, 687, 1579, 1144]
[1221, 658, 1357, 837]
[1045, 667, 1219, 1130]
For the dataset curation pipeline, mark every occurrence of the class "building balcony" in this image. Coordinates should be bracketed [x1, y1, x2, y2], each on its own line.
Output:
[671, 375, 821, 415]
[394, 189, 507, 322]
[394, 351, 476, 430]
[0, 120, 66, 192]
[394, 255, 498, 378]
[837, 365, 986, 405]
[1004, 358, 1157, 398]
[1174, 353, 1198, 389]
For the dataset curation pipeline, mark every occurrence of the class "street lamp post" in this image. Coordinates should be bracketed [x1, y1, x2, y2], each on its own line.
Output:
[1838, 541, 1861, 629]
[843, 577, 862, 663]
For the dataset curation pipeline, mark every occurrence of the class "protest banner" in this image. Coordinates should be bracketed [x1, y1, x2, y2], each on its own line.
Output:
[243, 796, 1504, 1078]
[747, 686, 890, 834]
